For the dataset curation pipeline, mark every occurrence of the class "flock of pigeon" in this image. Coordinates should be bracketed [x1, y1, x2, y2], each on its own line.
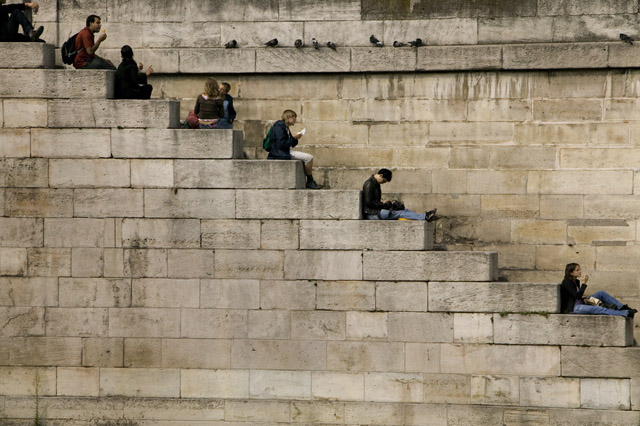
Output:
[223, 34, 636, 49]
[224, 35, 424, 49]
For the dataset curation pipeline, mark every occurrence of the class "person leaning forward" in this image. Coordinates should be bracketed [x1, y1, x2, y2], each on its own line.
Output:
[73, 14, 115, 70]
[363, 168, 437, 221]
[0, 0, 43, 42]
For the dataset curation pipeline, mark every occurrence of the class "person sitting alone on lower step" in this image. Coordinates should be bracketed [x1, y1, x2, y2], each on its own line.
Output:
[267, 109, 320, 189]
[115, 45, 153, 99]
[561, 262, 636, 318]
[0, 0, 43, 42]
[363, 168, 437, 221]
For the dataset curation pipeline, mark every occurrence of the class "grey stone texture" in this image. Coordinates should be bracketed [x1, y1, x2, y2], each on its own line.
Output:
[0, 70, 114, 98]
[0, 43, 55, 68]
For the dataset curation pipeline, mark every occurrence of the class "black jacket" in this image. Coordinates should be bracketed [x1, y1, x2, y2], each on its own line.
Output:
[560, 278, 586, 313]
[224, 94, 236, 121]
[115, 58, 148, 99]
[0, 4, 27, 41]
[267, 120, 297, 160]
[362, 175, 391, 216]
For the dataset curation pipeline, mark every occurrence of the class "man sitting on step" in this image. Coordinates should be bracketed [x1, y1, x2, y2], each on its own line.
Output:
[363, 168, 437, 221]
[0, 0, 44, 42]
[73, 14, 115, 70]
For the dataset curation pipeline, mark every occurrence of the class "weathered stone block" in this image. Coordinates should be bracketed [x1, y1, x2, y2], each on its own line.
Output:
[0, 69, 114, 98]
[284, 250, 362, 280]
[430, 122, 514, 143]
[82, 338, 124, 367]
[59, 278, 130, 308]
[121, 218, 200, 248]
[4, 188, 72, 218]
[200, 279, 259, 309]
[467, 170, 528, 194]
[10, 337, 82, 366]
[503, 43, 608, 69]
[538, 0, 636, 15]
[214, 249, 283, 279]
[343, 402, 404, 425]
[363, 372, 423, 403]
[123, 397, 224, 421]
[180, 369, 249, 398]
[561, 347, 640, 378]
[363, 251, 497, 281]
[123, 249, 167, 278]
[470, 375, 519, 405]
[111, 128, 243, 159]
[478, 17, 553, 43]
[441, 344, 560, 375]
[180, 308, 247, 338]
[47, 100, 180, 128]
[0, 277, 57, 307]
[311, 371, 364, 401]
[428, 282, 560, 313]
[362, 0, 537, 19]
[74, 189, 144, 217]
[376, 282, 428, 312]
[291, 311, 345, 341]
[0, 248, 27, 276]
[299, 220, 433, 250]
[327, 342, 404, 372]
[384, 18, 478, 46]
[143, 189, 236, 219]
[131, 159, 173, 188]
[248, 309, 290, 339]
[581, 378, 631, 410]
[45, 308, 108, 337]
[417, 46, 502, 71]
[168, 249, 214, 278]
[548, 408, 640, 425]
[0, 43, 54, 68]
[405, 343, 440, 373]
[352, 47, 417, 72]
[131, 278, 200, 308]
[404, 404, 448, 425]
[0, 307, 44, 336]
[201, 219, 260, 249]
[0, 129, 30, 157]
[454, 313, 494, 343]
[124, 338, 162, 367]
[225, 400, 290, 422]
[175, 159, 304, 189]
[260, 280, 316, 310]
[27, 248, 70, 276]
[0, 367, 56, 396]
[57, 367, 100, 396]
[180, 48, 256, 73]
[70, 248, 104, 278]
[495, 314, 633, 346]
[2, 99, 47, 127]
[346, 311, 388, 340]
[520, 377, 580, 408]
[100, 368, 180, 397]
[317, 281, 375, 310]
[250, 370, 311, 400]
[256, 48, 350, 73]
[231, 340, 326, 370]
[162, 338, 231, 369]
[388, 312, 453, 343]
[0, 158, 48, 187]
[108, 308, 180, 337]
[44, 218, 111, 247]
[49, 159, 130, 188]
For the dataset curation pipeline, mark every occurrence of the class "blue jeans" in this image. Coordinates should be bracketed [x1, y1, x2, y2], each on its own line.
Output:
[572, 290, 629, 317]
[217, 118, 233, 129]
[367, 209, 425, 220]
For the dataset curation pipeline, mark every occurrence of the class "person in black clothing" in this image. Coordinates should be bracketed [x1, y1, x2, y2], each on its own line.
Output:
[217, 82, 236, 129]
[560, 263, 636, 318]
[0, 1, 43, 42]
[114, 45, 153, 99]
[267, 109, 320, 189]
[362, 168, 437, 221]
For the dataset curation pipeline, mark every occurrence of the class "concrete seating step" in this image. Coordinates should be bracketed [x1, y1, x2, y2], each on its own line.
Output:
[363, 251, 498, 282]
[428, 282, 560, 313]
[0, 69, 114, 98]
[299, 220, 434, 250]
[494, 313, 633, 347]
[0, 43, 55, 68]
[236, 189, 362, 220]
[561, 346, 640, 377]
[1, 99, 180, 128]
[111, 129, 243, 159]
[174, 160, 305, 189]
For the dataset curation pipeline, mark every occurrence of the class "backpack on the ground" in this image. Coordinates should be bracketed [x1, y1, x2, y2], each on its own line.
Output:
[262, 125, 275, 152]
[61, 33, 83, 65]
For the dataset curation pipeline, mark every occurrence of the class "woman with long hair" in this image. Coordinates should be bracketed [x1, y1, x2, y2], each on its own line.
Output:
[194, 77, 224, 129]
[560, 263, 636, 318]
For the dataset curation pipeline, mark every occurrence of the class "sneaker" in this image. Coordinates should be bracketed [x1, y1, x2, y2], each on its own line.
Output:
[425, 209, 437, 222]
[306, 179, 321, 189]
[628, 308, 637, 319]
[29, 26, 44, 42]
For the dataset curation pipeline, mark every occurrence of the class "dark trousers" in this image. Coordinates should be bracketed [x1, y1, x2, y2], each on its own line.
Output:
[6, 8, 32, 40]
[80, 57, 116, 70]
[116, 73, 153, 99]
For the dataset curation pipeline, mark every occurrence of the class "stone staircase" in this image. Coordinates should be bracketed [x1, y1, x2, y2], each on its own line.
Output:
[0, 43, 638, 425]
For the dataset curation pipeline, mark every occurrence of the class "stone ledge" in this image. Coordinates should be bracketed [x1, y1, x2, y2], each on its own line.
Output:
[494, 314, 634, 347]
[51, 43, 640, 74]
[0, 43, 55, 69]
[428, 282, 560, 313]
[299, 220, 434, 250]
[0, 69, 114, 98]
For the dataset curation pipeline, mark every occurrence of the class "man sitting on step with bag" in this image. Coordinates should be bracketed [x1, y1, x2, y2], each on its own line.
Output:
[362, 168, 438, 221]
